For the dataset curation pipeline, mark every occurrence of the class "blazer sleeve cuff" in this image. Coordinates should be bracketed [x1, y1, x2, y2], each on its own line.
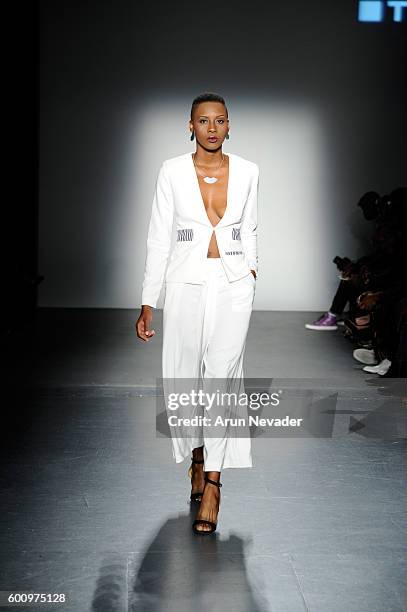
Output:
[141, 290, 158, 308]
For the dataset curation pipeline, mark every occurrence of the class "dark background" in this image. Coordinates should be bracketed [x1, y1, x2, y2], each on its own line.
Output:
[6, 0, 407, 322]
[37, 0, 406, 309]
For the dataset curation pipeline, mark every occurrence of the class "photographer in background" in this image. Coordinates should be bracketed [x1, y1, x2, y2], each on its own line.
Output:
[305, 191, 386, 333]
[305, 188, 406, 376]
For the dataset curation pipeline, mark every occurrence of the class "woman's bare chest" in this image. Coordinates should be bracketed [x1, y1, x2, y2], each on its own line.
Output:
[196, 162, 229, 224]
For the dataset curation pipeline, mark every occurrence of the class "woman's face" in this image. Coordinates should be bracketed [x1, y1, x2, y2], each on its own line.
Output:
[189, 101, 229, 149]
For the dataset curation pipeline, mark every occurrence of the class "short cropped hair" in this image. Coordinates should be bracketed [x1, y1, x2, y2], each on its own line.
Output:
[190, 92, 228, 119]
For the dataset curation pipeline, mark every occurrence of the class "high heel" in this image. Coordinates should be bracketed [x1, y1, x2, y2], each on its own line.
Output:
[192, 475, 222, 534]
[188, 457, 205, 502]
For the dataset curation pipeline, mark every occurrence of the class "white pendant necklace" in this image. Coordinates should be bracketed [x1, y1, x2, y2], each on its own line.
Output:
[193, 152, 224, 183]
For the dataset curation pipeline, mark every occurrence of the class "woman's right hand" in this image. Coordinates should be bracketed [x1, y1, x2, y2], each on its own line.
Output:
[135, 305, 156, 342]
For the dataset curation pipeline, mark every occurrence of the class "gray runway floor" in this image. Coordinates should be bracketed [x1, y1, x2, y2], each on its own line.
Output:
[1, 308, 406, 612]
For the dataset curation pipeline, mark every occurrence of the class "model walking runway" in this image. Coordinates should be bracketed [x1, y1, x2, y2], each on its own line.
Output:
[137, 91, 259, 533]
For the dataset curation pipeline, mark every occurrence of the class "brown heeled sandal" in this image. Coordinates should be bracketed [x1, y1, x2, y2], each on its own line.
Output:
[192, 475, 222, 534]
[188, 457, 205, 502]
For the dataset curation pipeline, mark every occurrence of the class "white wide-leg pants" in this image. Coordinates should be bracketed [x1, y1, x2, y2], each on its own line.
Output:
[162, 258, 255, 471]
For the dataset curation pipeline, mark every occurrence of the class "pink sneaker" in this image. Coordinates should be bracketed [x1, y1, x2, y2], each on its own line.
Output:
[305, 312, 338, 331]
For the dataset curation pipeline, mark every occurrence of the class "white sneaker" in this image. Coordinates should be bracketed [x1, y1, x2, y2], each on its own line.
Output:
[363, 359, 392, 375]
[353, 348, 378, 365]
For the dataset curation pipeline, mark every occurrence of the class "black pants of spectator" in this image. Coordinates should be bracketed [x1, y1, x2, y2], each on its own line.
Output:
[329, 279, 365, 319]
[386, 298, 407, 376]
[393, 319, 407, 376]
[371, 302, 400, 362]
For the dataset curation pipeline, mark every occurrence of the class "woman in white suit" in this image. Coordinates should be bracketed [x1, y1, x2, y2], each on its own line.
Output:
[136, 92, 259, 534]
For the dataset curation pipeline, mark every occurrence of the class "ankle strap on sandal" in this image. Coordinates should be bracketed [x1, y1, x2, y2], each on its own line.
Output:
[205, 475, 222, 488]
[191, 457, 204, 464]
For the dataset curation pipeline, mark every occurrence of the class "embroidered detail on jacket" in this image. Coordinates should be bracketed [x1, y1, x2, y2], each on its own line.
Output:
[225, 250, 243, 255]
[177, 228, 194, 241]
[232, 228, 241, 240]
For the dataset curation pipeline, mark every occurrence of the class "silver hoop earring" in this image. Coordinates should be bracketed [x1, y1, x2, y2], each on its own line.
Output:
[190, 130, 195, 141]
[226, 132, 229, 140]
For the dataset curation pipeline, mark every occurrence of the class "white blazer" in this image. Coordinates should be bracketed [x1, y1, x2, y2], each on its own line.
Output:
[141, 151, 259, 308]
